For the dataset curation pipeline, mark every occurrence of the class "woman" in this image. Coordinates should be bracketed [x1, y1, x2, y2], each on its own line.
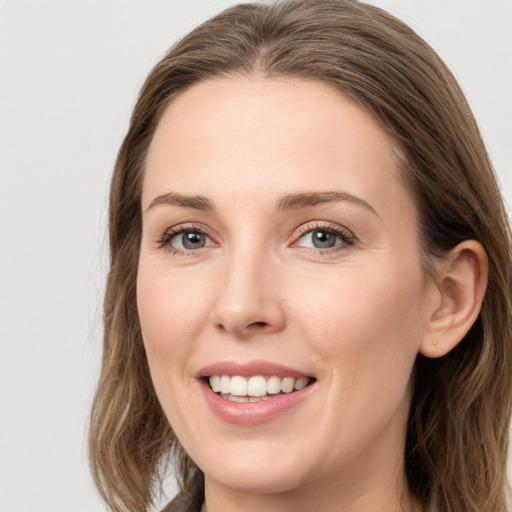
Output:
[89, 1, 512, 511]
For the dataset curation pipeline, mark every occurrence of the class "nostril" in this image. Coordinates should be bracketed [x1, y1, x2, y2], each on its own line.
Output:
[249, 321, 267, 328]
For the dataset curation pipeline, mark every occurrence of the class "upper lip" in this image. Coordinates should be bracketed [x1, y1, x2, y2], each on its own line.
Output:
[196, 360, 315, 379]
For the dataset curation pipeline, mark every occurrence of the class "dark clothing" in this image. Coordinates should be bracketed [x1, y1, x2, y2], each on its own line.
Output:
[160, 490, 203, 512]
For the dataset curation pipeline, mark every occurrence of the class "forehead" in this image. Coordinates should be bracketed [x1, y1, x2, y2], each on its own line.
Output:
[143, 76, 414, 222]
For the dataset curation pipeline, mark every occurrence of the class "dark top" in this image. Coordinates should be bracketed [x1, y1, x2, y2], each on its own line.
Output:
[160, 490, 203, 512]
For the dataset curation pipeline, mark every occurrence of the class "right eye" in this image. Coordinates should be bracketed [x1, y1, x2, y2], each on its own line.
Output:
[168, 230, 214, 251]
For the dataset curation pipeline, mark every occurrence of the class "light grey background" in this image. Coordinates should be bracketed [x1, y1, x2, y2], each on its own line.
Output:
[1, 1, 511, 511]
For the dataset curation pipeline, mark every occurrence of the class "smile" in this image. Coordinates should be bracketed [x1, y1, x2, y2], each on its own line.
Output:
[197, 362, 317, 426]
[209, 375, 313, 402]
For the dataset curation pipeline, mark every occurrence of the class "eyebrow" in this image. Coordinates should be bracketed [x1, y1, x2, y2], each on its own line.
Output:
[146, 192, 214, 212]
[145, 190, 377, 216]
[276, 191, 378, 216]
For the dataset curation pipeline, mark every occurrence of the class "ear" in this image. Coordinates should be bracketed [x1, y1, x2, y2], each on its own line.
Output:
[419, 240, 488, 359]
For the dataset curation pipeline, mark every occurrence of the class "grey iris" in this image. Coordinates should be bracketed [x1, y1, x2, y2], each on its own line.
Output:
[183, 232, 206, 249]
[312, 230, 336, 248]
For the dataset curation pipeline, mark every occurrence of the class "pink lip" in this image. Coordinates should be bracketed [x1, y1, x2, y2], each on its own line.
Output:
[199, 381, 315, 426]
[197, 360, 313, 379]
[196, 360, 316, 426]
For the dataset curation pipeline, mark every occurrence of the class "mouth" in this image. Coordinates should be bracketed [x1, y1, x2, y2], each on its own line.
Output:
[197, 361, 317, 425]
[207, 374, 316, 403]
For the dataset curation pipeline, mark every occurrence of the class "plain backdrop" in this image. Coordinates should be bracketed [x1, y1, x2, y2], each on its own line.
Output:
[1, 1, 511, 511]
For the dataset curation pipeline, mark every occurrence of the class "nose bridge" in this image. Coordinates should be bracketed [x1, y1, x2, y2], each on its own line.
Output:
[210, 234, 285, 336]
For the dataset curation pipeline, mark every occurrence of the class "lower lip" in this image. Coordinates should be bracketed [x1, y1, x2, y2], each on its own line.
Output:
[199, 380, 315, 426]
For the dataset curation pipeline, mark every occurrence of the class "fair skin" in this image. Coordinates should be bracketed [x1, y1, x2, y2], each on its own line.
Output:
[137, 77, 487, 512]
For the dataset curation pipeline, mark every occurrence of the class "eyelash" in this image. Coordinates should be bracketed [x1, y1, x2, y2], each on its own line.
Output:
[292, 221, 356, 254]
[156, 223, 210, 256]
[156, 221, 356, 256]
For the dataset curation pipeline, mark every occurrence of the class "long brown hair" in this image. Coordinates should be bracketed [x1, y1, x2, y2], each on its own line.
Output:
[89, 1, 512, 511]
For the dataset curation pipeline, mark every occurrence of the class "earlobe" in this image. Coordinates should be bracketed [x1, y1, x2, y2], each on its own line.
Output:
[419, 240, 488, 359]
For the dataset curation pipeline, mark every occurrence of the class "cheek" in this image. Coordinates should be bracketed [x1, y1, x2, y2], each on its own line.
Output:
[136, 262, 211, 400]
[136, 261, 217, 440]
[137, 262, 207, 349]
[284, 261, 427, 467]
[289, 260, 426, 390]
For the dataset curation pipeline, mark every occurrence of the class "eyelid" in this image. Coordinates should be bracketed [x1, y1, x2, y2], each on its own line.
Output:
[156, 222, 217, 252]
[154, 220, 356, 255]
[290, 220, 356, 251]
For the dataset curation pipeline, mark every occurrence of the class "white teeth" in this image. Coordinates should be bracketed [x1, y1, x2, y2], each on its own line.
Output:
[281, 377, 295, 393]
[230, 376, 248, 396]
[294, 376, 309, 391]
[209, 375, 221, 393]
[248, 376, 267, 396]
[220, 375, 231, 394]
[224, 394, 271, 403]
[209, 374, 312, 397]
[266, 375, 281, 395]
[226, 395, 248, 402]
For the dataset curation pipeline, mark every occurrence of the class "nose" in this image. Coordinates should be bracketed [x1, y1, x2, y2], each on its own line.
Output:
[209, 248, 286, 338]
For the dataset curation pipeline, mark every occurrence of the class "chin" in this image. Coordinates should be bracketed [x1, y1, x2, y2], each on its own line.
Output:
[187, 437, 312, 495]
[204, 462, 306, 495]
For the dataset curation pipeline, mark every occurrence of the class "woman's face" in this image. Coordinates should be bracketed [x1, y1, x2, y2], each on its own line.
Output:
[138, 77, 438, 499]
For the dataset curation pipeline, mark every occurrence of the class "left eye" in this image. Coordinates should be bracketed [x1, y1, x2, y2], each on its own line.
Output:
[170, 231, 213, 250]
[295, 229, 344, 249]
